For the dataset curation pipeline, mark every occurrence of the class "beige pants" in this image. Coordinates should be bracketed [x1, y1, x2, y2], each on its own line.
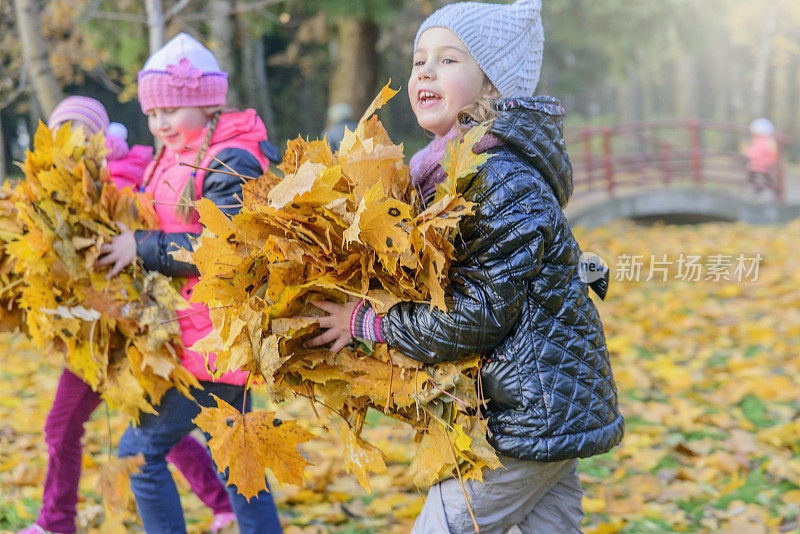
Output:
[411, 457, 583, 534]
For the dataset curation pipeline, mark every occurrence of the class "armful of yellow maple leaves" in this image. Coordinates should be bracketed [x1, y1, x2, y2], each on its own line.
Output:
[6, 122, 200, 423]
[179, 83, 502, 497]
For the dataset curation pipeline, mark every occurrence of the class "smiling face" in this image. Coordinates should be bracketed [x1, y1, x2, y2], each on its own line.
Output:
[147, 106, 217, 151]
[408, 27, 488, 137]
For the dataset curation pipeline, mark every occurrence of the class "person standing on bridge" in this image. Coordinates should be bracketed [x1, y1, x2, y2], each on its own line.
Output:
[744, 118, 778, 197]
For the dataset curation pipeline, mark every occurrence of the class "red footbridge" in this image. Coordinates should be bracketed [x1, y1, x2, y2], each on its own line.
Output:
[563, 119, 798, 228]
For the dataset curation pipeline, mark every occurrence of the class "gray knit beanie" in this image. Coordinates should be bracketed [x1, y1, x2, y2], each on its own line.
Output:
[414, 0, 544, 98]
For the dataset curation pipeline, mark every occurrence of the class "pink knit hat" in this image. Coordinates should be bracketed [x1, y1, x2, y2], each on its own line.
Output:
[105, 122, 130, 161]
[48, 96, 110, 135]
[138, 33, 228, 113]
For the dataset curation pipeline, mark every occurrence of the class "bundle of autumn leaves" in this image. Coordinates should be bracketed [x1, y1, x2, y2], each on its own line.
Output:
[185, 84, 501, 497]
[2, 84, 501, 497]
[3, 122, 199, 422]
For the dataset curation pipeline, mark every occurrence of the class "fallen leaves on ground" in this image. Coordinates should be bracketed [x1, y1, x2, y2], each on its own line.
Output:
[2, 218, 800, 531]
[573, 218, 800, 533]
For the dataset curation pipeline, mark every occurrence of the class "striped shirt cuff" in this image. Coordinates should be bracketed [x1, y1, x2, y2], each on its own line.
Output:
[349, 300, 386, 343]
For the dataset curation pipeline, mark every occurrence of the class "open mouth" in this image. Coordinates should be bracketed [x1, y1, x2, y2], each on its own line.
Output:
[417, 90, 442, 109]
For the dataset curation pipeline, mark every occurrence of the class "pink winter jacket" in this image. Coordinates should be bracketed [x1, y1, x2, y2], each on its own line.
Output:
[747, 135, 778, 174]
[135, 109, 272, 385]
[107, 144, 154, 190]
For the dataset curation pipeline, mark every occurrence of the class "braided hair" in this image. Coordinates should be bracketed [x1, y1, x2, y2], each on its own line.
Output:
[140, 110, 223, 222]
[176, 111, 222, 222]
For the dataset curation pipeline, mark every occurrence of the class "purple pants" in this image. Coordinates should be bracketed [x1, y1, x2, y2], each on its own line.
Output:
[36, 369, 232, 534]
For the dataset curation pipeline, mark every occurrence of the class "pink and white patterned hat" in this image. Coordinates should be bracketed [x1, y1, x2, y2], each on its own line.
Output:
[138, 33, 228, 113]
[48, 96, 109, 135]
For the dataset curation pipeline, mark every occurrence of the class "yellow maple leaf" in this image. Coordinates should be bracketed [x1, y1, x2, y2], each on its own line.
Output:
[341, 426, 388, 493]
[196, 197, 237, 241]
[436, 122, 492, 200]
[194, 394, 314, 499]
[343, 183, 413, 271]
[267, 161, 340, 209]
[98, 454, 144, 514]
[409, 420, 456, 488]
[355, 81, 400, 135]
[102, 357, 158, 424]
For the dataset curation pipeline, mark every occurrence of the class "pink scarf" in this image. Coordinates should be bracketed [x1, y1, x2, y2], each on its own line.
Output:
[410, 125, 503, 204]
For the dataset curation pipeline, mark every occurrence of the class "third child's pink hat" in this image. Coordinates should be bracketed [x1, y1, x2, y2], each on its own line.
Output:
[48, 96, 109, 135]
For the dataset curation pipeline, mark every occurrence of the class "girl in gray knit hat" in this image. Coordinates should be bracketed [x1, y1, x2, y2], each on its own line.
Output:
[305, 1, 623, 532]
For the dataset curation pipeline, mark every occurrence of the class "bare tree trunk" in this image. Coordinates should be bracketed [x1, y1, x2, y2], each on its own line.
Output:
[716, 28, 738, 150]
[328, 16, 378, 126]
[639, 53, 653, 121]
[0, 113, 6, 181]
[765, 64, 776, 121]
[785, 58, 800, 162]
[752, 0, 778, 119]
[145, 0, 166, 54]
[674, 50, 698, 118]
[242, 33, 276, 139]
[28, 92, 42, 132]
[668, 23, 692, 119]
[13, 0, 63, 117]
[615, 69, 633, 125]
[210, 0, 242, 109]
[716, 27, 733, 121]
[730, 58, 746, 126]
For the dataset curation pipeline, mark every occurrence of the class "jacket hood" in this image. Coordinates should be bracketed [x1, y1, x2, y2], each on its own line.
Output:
[209, 108, 268, 147]
[489, 96, 573, 207]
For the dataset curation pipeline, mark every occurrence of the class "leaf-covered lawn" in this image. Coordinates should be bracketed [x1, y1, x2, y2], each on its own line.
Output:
[2, 219, 799, 533]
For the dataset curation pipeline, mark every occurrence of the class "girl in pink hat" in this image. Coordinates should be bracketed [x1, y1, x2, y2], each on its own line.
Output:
[19, 96, 236, 534]
[96, 34, 282, 534]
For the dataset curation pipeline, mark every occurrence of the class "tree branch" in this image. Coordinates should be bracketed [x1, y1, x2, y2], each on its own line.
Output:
[0, 59, 29, 110]
[85, 8, 147, 23]
[87, 66, 122, 95]
[165, 0, 193, 23]
[179, 0, 284, 22]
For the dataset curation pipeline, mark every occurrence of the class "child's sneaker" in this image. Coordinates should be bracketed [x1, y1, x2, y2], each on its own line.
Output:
[17, 525, 55, 534]
[209, 512, 237, 533]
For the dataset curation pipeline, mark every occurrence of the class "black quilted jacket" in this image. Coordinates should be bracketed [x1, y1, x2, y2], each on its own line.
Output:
[384, 96, 624, 462]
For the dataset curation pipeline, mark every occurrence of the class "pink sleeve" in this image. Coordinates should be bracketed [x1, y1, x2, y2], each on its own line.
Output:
[108, 145, 155, 190]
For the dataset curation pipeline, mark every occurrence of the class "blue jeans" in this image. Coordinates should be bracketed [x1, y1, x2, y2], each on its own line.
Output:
[118, 382, 282, 533]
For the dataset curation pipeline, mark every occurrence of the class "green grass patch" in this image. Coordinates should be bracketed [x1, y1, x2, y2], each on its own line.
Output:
[579, 453, 615, 479]
[712, 468, 786, 509]
[0, 497, 41, 530]
[739, 396, 775, 428]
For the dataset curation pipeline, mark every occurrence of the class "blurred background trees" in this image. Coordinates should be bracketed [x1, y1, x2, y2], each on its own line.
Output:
[2, 0, 799, 177]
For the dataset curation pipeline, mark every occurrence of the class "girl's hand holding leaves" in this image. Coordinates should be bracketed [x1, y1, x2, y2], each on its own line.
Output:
[96, 221, 137, 278]
[300, 298, 359, 353]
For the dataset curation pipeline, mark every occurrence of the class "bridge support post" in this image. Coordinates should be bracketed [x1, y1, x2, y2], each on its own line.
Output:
[659, 141, 671, 187]
[688, 118, 703, 188]
[775, 141, 785, 202]
[602, 128, 614, 197]
[582, 127, 593, 186]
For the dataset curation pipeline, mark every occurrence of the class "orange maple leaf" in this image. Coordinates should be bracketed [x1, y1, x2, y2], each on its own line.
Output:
[342, 426, 388, 493]
[194, 394, 314, 500]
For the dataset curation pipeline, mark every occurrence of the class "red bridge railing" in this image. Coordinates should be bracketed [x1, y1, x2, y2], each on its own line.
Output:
[565, 119, 792, 202]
